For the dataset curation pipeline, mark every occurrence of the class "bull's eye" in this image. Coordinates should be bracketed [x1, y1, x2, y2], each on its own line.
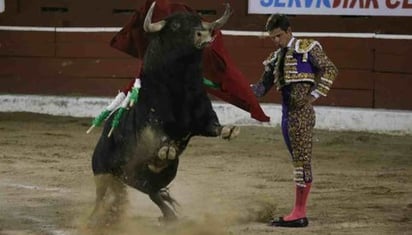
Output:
[170, 21, 180, 31]
[197, 32, 202, 37]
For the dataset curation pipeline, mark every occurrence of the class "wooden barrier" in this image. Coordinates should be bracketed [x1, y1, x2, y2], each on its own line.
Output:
[0, 0, 411, 110]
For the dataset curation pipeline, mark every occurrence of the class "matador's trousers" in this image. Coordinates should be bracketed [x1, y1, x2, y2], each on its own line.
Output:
[281, 83, 316, 183]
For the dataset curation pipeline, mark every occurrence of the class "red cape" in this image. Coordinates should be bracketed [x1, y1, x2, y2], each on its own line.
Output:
[110, 0, 270, 122]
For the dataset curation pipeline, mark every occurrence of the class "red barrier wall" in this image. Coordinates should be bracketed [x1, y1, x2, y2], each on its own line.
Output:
[1, 0, 411, 110]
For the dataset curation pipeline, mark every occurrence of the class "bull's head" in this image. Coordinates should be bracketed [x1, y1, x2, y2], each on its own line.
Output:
[143, 1, 233, 49]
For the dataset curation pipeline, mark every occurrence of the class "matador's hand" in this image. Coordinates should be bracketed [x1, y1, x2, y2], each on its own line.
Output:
[293, 167, 306, 187]
[307, 94, 317, 104]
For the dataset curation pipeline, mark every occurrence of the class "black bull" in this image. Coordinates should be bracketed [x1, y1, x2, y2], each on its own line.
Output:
[89, 3, 236, 224]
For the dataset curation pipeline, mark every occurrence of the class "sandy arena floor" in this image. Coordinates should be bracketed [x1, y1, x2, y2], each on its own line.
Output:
[0, 112, 411, 235]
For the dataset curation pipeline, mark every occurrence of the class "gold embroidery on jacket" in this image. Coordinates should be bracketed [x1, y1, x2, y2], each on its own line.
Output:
[270, 39, 338, 96]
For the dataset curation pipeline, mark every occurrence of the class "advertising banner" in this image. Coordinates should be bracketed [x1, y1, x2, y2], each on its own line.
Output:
[248, 0, 412, 16]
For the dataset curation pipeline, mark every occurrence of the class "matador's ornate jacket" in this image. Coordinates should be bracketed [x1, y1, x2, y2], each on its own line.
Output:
[252, 37, 338, 184]
[253, 38, 338, 97]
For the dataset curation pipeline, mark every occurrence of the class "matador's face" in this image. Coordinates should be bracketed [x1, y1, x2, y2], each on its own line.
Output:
[268, 27, 292, 49]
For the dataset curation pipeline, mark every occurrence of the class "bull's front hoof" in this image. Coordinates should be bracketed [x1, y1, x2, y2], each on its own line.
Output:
[221, 125, 240, 140]
[158, 145, 177, 160]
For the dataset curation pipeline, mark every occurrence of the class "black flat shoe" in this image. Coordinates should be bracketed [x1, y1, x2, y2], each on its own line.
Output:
[268, 217, 309, 227]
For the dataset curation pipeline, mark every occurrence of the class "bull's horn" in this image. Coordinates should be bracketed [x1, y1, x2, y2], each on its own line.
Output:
[202, 3, 233, 30]
[143, 2, 166, 33]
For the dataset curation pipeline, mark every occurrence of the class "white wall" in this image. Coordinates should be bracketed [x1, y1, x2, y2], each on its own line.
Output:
[1, 94, 412, 134]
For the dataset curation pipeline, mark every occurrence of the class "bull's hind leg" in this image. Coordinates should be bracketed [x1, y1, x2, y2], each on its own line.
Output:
[88, 174, 111, 227]
[108, 175, 128, 221]
[149, 189, 178, 222]
[88, 174, 128, 226]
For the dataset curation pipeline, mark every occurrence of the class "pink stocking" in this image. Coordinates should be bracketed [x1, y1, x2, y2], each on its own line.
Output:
[284, 183, 311, 221]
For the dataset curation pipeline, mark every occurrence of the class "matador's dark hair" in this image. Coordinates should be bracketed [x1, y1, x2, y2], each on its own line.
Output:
[265, 14, 290, 32]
